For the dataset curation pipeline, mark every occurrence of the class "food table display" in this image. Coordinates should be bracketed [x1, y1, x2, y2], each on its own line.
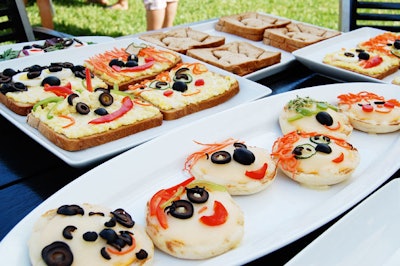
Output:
[0, 12, 399, 265]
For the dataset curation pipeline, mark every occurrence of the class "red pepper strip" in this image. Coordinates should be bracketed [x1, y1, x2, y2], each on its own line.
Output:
[44, 82, 73, 97]
[85, 68, 93, 92]
[245, 163, 268, 180]
[106, 234, 136, 255]
[89, 96, 133, 124]
[362, 55, 383, 69]
[119, 60, 155, 72]
[332, 152, 344, 163]
[59, 115, 75, 128]
[362, 104, 374, 112]
[200, 201, 228, 226]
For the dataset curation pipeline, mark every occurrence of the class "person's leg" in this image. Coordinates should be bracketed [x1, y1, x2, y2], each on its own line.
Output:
[162, 0, 178, 28]
[108, 0, 129, 10]
[146, 8, 166, 30]
[36, 0, 54, 29]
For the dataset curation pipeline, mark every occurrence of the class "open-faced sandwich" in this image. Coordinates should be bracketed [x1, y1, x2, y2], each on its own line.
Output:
[337, 91, 400, 133]
[184, 138, 277, 195]
[29, 203, 154, 266]
[0, 62, 108, 115]
[279, 96, 353, 139]
[126, 62, 239, 120]
[84, 43, 182, 90]
[271, 131, 360, 188]
[146, 177, 244, 259]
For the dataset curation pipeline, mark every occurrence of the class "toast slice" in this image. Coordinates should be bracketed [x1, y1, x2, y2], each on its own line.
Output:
[186, 41, 281, 76]
[27, 90, 163, 151]
[323, 48, 399, 79]
[263, 22, 341, 52]
[139, 27, 226, 54]
[215, 12, 291, 41]
[127, 62, 240, 120]
[84, 44, 182, 90]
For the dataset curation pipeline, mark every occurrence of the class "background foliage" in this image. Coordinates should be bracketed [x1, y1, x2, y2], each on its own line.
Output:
[25, 0, 339, 37]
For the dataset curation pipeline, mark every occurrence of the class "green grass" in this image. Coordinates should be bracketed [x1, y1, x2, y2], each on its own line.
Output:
[25, 0, 339, 37]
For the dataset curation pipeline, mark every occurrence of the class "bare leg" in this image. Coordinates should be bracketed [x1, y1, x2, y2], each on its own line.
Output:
[162, 1, 178, 28]
[146, 9, 166, 31]
[36, 0, 54, 29]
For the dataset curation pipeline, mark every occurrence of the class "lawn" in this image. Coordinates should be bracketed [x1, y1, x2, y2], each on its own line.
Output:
[25, 0, 339, 37]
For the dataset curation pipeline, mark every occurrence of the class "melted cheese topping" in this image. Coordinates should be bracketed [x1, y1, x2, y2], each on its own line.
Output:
[31, 90, 161, 138]
[29, 204, 153, 266]
[190, 145, 276, 195]
[146, 188, 244, 259]
[8, 68, 107, 104]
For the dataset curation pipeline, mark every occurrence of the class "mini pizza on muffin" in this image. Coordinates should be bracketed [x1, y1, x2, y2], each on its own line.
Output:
[337, 91, 400, 133]
[184, 138, 277, 195]
[29, 203, 154, 266]
[146, 177, 244, 259]
[279, 96, 353, 139]
[271, 131, 360, 188]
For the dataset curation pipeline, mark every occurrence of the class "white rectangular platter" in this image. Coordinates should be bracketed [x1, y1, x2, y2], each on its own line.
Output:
[125, 18, 296, 81]
[0, 38, 271, 167]
[287, 178, 400, 266]
[293, 27, 399, 84]
[1, 82, 399, 265]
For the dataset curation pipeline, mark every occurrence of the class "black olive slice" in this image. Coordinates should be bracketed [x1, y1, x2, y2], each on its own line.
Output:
[165, 200, 194, 219]
[125, 60, 138, 67]
[112, 208, 135, 228]
[315, 143, 332, 154]
[42, 76, 61, 86]
[136, 249, 149, 260]
[76, 102, 90, 115]
[233, 147, 255, 165]
[95, 87, 110, 93]
[24, 64, 42, 72]
[27, 71, 41, 79]
[67, 93, 79, 106]
[41, 241, 73, 266]
[99, 92, 113, 106]
[82, 231, 98, 242]
[175, 67, 189, 75]
[186, 186, 209, 203]
[233, 142, 247, 149]
[109, 59, 125, 67]
[71, 65, 85, 72]
[101, 247, 111, 260]
[128, 54, 138, 62]
[292, 144, 316, 159]
[13, 82, 28, 92]
[57, 205, 84, 216]
[2, 68, 17, 77]
[48, 66, 63, 72]
[94, 107, 109, 116]
[358, 51, 370, 60]
[173, 73, 192, 83]
[62, 225, 77, 239]
[63, 39, 73, 47]
[155, 81, 169, 89]
[211, 151, 231, 164]
[172, 81, 188, 92]
[310, 135, 331, 145]
[99, 228, 119, 243]
[315, 111, 333, 126]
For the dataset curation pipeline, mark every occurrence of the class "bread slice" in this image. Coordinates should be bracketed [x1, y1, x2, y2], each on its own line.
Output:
[186, 41, 281, 76]
[84, 44, 182, 90]
[215, 12, 291, 41]
[0, 92, 33, 115]
[323, 48, 399, 79]
[127, 62, 240, 120]
[139, 27, 226, 54]
[263, 22, 341, 52]
[27, 90, 163, 151]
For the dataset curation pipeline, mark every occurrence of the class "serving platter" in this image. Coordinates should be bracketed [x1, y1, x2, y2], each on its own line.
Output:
[0, 36, 115, 62]
[286, 178, 400, 266]
[0, 38, 271, 167]
[1, 83, 399, 265]
[293, 27, 400, 84]
[123, 17, 297, 81]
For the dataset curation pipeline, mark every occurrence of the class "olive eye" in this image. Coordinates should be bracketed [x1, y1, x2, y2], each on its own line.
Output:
[67, 93, 79, 106]
[186, 186, 209, 203]
[315, 111, 333, 126]
[165, 200, 194, 219]
[76, 102, 90, 115]
[310, 135, 331, 145]
[211, 151, 231, 164]
[233, 147, 255, 165]
[41, 241, 73, 266]
[172, 81, 188, 92]
[315, 143, 332, 154]
[99, 92, 113, 106]
[292, 144, 316, 159]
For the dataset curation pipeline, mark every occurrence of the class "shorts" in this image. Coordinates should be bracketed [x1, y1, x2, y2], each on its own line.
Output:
[143, 0, 178, 11]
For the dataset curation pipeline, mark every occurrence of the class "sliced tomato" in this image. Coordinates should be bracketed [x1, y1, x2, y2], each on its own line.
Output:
[363, 55, 383, 69]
